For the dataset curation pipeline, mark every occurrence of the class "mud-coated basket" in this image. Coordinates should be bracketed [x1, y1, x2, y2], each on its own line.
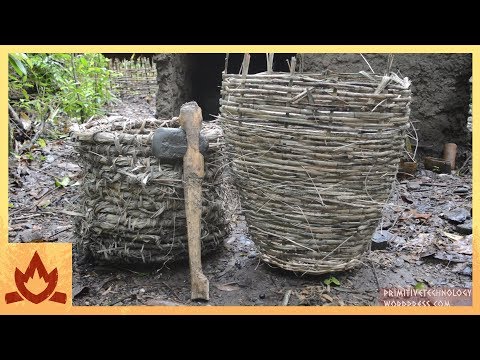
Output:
[219, 63, 411, 274]
[72, 116, 226, 264]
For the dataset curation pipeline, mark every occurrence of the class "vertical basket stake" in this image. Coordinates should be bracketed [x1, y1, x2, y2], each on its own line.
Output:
[241, 53, 250, 79]
[289, 56, 297, 76]
[299, 53, 304, 73]
[224, 53, 230, 75]
[266, 53, 274, 74]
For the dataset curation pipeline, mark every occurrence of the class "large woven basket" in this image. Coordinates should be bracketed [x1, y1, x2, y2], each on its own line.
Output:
[219, 61, 411, 274]
[72, 116, 226, 264]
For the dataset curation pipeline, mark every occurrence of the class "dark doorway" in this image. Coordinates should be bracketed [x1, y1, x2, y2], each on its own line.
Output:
[190, 53, 295, 120]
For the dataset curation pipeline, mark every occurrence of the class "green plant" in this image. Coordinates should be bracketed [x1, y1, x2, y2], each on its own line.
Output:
[57, 53, 115, 121]
[55, 176, 70, 188]
[9, 53, 115, 124]
[8, 53, 28, 77]
[414, 282, 426, 290]
[323, 276, 340, 286]
[13, 152, 34, 161]
[36, 138, 46, 148]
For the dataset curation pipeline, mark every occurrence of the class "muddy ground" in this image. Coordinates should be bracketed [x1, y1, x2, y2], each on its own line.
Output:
[8, 96, 472, 306]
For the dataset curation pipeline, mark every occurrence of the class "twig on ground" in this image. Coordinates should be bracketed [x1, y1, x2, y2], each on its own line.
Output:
[18, 106, 59, 153]
[162, 282, 182, 302]
[48, 226, 72, 239]
[109, 293, 136, 306]
[369, 260, 380, 291]
[282, 289, 292, 306]
[457, 153, 472, 175]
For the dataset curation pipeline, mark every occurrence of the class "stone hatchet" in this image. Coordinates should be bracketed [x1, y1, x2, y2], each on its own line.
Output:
[151, 101, 210, 300]
[152, 125, 209, 160]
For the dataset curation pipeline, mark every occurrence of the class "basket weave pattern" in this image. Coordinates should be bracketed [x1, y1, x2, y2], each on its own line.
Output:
[220, 71, 411, 274]
[72, 116, 226, 264]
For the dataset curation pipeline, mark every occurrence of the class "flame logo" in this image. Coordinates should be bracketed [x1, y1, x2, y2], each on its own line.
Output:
[5, 251, 67, 304]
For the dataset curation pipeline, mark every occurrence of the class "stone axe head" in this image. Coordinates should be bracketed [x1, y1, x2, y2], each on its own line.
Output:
[151, 126, 209, 160]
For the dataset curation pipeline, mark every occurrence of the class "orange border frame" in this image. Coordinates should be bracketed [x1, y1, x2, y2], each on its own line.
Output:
[0, 45, 477, 315]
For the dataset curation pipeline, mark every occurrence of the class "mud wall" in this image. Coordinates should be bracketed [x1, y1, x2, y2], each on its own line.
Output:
[154, 54, 192, 119]
[154, 53, 296, 121]
[300, 54, 472, 154]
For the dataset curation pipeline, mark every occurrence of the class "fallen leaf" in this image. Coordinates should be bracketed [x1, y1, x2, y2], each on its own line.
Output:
[215, 283, 241, 292]
[321, 294, 333, 302]
[445, 234, 472, 255]
[57, 162, 81, 172]
[73, 285, 90, 298]
[37, 198, 51, 208]
[144, 299, 182, 306]
[442, 231, 463, 241]
[400, 254, 419, 264]
[401, 194, 413, 204]
[101, 286, 115, 296]
[59, 210, 85, 217]
[55, 176, 70, 188]
[400, 209, 431, 221]
[433, 251, 471, 263]
[419, 249, 437, 258]
[414, 212, 431, 220]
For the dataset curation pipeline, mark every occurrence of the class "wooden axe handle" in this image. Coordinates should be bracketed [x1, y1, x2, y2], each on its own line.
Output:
[179, 102, 209, 301]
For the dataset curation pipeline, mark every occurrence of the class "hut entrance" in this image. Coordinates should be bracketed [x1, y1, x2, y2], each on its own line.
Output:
[189, 53, 295, 120]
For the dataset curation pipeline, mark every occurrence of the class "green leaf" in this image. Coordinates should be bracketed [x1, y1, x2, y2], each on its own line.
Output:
[21, 88, 30, 100]
[9, 54, 28, 77]
[414, 282, 425, 290]
[79, 57, 88, 67]
[323, 276, 340, 286]
[8, 203, 14, 208]
[22, 53, 33, 68]
[37, 138, 47, 148]
[55, 176, 70, 188]
[330, 276, 340, 286]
